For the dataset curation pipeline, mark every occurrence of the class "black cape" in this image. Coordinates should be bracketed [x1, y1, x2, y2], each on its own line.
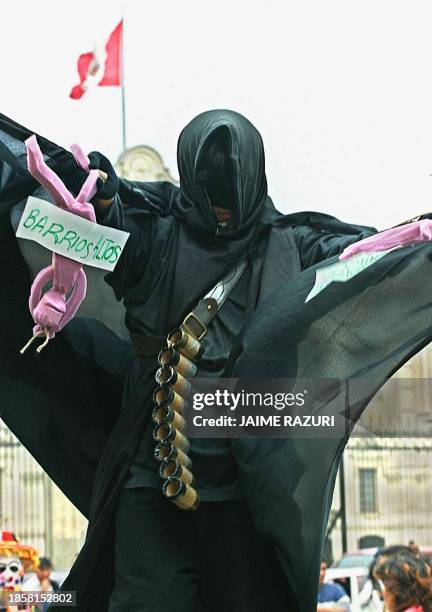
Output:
[1, 110, 431, 611]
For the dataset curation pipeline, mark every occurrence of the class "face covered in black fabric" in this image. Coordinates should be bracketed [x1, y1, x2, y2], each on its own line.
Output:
[175, 110, 268, 238]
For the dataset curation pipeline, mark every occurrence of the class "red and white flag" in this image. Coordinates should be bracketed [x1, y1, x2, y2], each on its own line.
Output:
[70, 21, 122, 100]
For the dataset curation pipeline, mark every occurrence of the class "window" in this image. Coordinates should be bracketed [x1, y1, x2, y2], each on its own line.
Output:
[359, 468, 377, 513]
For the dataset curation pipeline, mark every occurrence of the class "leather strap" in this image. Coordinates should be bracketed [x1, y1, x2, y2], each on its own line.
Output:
[181, 258, 248, 340]
[131, 257, 248, 353]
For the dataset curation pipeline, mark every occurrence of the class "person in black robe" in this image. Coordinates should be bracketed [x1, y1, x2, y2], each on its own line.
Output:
[1, 109, 432, 611]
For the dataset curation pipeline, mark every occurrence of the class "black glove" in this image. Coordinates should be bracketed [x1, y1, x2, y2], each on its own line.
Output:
[52, 151, 118, 201]
[88, 151, 119, 201]
[53, 156, 89, 198]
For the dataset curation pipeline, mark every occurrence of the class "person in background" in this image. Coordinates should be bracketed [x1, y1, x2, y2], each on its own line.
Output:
[373, 549, 432, 612]
[22, 558, 59, 612]
[360, 546, 413, 611]
[408, 541, 420, 556]
[317, 560, 351, 611]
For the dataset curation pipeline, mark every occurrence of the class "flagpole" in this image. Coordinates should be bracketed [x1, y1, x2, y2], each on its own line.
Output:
[121, 17, 127, 152]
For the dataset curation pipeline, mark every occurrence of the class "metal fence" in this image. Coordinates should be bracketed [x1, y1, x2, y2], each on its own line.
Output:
[0, 422, 87, 571]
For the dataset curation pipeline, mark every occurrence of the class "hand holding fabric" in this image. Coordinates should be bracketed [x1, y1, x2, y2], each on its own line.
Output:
[48, 148, 118, 203]
[88, 151, 119, 202]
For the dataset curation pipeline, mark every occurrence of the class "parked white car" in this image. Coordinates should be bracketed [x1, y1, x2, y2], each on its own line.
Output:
[325, 566, 369, 611]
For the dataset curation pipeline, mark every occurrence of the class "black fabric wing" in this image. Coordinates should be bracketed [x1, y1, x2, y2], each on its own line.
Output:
[226, 243, 432, 611]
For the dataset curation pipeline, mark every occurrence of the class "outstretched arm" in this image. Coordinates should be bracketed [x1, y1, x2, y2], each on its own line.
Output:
[294, 213, 432, 268]
[293, 223, 377, 269]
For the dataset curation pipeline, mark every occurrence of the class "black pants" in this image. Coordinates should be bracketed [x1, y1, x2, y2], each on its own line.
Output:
[108, 487, 292, 612]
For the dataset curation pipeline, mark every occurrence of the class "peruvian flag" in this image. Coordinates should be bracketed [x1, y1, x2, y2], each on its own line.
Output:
[70, 21, 122, 100]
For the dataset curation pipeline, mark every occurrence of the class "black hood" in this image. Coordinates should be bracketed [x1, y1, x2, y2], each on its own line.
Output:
[174, 109, 268, 237]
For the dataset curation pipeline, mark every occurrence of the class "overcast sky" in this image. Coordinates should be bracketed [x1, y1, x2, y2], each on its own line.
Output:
[2, 0, 432, 228]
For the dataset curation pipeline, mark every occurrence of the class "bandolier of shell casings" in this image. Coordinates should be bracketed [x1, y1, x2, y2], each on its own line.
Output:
[153, 323, 205, 510]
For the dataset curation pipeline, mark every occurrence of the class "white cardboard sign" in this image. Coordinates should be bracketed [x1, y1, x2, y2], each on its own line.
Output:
[16, 196, 130, 272]
[305, 249, 393, 302]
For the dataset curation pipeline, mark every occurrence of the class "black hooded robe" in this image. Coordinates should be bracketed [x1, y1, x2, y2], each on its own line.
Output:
[1, 110, 432, 611]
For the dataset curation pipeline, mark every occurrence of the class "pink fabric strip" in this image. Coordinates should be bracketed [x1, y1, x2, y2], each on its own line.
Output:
[24, 136, 97, 342]
[340, 219, 432, 260]
[70, 142, 90, 172]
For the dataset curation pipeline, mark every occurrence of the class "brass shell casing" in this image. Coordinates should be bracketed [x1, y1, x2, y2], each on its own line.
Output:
[162, 476, 200, 511]
[167, 328, 205, 361]
[159, 459, 194, 486]
[152, 423, 190, 453]
[154, 442, 192, 468]
[153, 386, 185, 413]
[158, 347, 197, 378]
[152, 404, 186, 431]
[156, 365, 191, 395]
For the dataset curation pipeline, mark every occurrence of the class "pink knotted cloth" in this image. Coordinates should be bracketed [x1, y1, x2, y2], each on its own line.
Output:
[340, 219, 432, 261]
[20, 136, 99, 354]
